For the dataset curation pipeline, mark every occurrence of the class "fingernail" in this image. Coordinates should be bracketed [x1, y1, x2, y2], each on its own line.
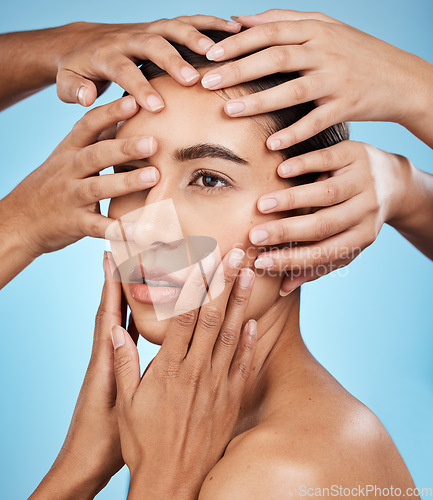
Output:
[228, 248, 245, 269]
[111, 325, 125, 349]
[137, 136, 155, 155]
[269, 139, 282, 151]
[238, 268, 255, 288]
[279, 289, 294, 297]
[121, 95, 137, 111]
[250, 229, 269, 245]
[106, 251, 120, 281]
[230, 16, 239, 21]
[201, 73, 222, 89]
[254, 255, 274, 270]
[139, 167, 158, 183]
[103, 250, 108, 271]
[198, 38, 214, 52]
[279, 161, 293, 176]
[258, 198, 277, 212]
[226, 101, 245, 115]
[248, 319, 257, 336]
[146, 94, 164, 112]
[77, 86, 88, 106]
[227, 21, 241, 28]
[181, 66, 200, 83]
[206, 46, 224, 61]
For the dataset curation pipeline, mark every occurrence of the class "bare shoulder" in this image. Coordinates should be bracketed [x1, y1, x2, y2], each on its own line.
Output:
[198, 396, 416, 499]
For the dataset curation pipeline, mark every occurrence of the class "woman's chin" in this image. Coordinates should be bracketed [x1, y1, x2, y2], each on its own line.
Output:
[130, 306, 171, 345]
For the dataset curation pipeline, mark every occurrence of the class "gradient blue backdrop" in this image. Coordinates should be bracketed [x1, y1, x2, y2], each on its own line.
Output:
[1, 1, 432, 498]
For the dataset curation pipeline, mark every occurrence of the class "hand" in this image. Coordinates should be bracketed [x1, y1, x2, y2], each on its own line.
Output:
[250, 140, 413, 294]
[200, 9, 433, 148]
[30, 251, 138, 499]
[0, 95, 159, 258]
[111, 248, 257, 499]
[55, 17, 241, 110]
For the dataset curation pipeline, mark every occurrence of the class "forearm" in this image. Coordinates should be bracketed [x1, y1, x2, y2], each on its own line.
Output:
[0, 24, 69, 110]
[396, 53, 433, 150]
[0, 208, 39, 289]
[387, 160, 433, 260]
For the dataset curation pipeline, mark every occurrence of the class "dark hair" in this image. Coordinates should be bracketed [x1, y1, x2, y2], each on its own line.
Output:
[133, 29, 349, 186]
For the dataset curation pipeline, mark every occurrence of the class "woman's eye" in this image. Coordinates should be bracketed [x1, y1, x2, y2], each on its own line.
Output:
[191, 170, 230, 191]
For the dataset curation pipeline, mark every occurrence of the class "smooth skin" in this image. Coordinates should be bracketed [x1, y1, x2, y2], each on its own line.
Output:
[31, 249, 258, 499]
[0, 16, 241, 111]
[107, 75, 417, 497]
[201, 9, 433, 292]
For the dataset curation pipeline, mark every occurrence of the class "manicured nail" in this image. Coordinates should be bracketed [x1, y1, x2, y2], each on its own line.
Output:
[106, 251, 120, 281]
[228, 248, 245, 269]
[279, 162, 292, 176]
[238, 268, 255, 288]
[248, 319, 257, 336]
[77, 86, 88, 106]
[146, 94, 164, 112]
[269, 139, 282, 151]
[121, 95, 137, 111]
[198, 38, 214, 52]
[181, 66, 200, 83]
[254, 255, 274, 270]
[206, 46, 224, 61]
[201, 73, 222, 89]
[258, 198, 277, 212]
[111, 325, 125, 349]
[279, 289, 293, 297]
[226, 101, 245, 115]
[230, 16, 239, 21]
[139, 167, 158, 183]
[137, 136, 155, 155]
[250, 229, 269, 245]
[227, 21, 241, 28]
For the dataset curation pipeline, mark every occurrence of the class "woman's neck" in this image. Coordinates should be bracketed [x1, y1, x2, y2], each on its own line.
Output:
[232, 290, 313, 438]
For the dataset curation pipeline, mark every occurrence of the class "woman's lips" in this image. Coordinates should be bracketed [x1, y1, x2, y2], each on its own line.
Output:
[128, 264, 184, 305]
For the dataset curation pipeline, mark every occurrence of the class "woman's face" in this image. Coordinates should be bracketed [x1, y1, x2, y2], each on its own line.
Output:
[109, 75, 293, 344]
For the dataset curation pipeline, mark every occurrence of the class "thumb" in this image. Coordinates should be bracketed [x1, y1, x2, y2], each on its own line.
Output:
[56, 67, 98, 107]
[111, 325, 140, 402]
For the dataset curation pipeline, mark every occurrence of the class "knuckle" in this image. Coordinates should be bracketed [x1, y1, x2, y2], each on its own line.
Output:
[277, 222, 290, 244]
[113, 354, 132, 378]
[292, 81, 308, 103]
[285, 189, 296, 208]
[84, 218, 102, 238]
[320, 148, 334, 169]
[144, 33, 163, 49]
[312, 115, 325, 135]
[314, 217, 332, 241]
[236, 361, 250, 380]
[159, 359, 181, 380]
[270, 46, 288, 68]
[175, 310, 197, 328]
[218, 328, 238, 348]
[323, 182, 339, 205]
[200, 308, 223, 330]
[230, 291, 248, 307]
[262, 22, 280, 42]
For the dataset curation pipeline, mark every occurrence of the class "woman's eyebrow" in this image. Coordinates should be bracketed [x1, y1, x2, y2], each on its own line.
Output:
[174, 144, 249, 166]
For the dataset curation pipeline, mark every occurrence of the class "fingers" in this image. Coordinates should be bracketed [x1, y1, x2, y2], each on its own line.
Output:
[232, 9, 341, 26]
[266, 103, 342, 150]
[277, 141, 356, 178]
[105, 57, 165, 112]
[176, 14, 242, 35]
[250, 194, 366, 249]
[223, 75, 327, 119]
[111, 324, 140, 403]
[255, 227, 364, 273]
[205, 20, 314, 61]
[57, 68, 98, 107]
[92, 251, 123, 354]
[210, 267, 256, 372]
[186, 248, 248, 363]
[68, 96, 140, 149]
[158, 252, 217, 363]
[257, 173, 361, 214]
[202, 49, 315, 90]
[75, 136, 157, 178]
[228, 320, 257, 391]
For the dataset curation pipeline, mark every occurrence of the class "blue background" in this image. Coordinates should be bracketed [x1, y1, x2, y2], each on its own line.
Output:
[1, 0, 432, 498]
